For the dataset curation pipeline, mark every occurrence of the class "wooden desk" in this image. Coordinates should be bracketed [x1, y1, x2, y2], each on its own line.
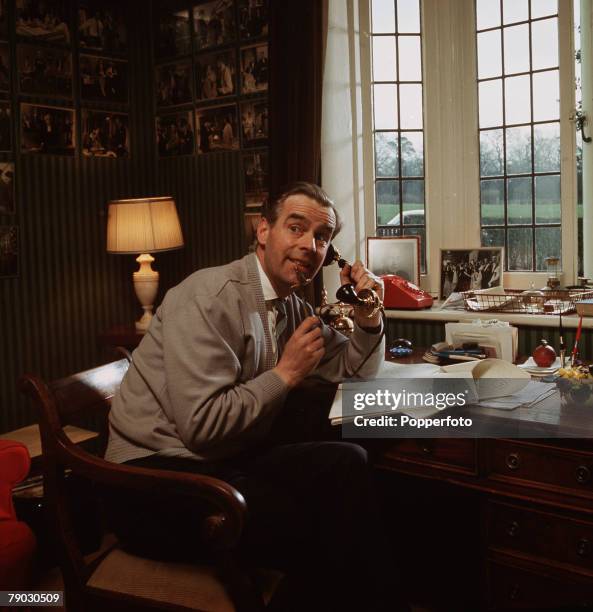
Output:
[99, 325, 144, 352]
[375, 351, 593, 610]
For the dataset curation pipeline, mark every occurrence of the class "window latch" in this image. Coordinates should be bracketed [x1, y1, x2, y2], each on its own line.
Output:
[570, 109, 592, 143]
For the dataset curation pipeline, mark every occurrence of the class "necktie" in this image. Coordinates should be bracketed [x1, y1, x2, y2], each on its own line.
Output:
[274, 298, 287, 341]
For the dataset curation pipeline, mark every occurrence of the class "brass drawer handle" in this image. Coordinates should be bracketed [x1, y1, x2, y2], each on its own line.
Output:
[506, 452, 521, 471]
[506, 521, 520, 538]
[575, 465, 591, 484]
[577, 538, 591, 558]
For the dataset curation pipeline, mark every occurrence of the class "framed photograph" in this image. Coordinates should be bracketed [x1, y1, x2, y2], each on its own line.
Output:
[17, 44, 72, 97]
[240, 99, 268, 147]
[155, 61, 192, 107]
[244, 211, 261, 249]
[0, 162, 14, 215]
[0, 0, 7, 40]
[16, 0, 70, 45]
[439, 247, 504, 299]
[0, 101, 10, 151]
[82, 110, 128, 158]
[243, 149, 268, 207]
[194, 49, 236, 102]
[154, 8, 191, 58]
[0, 42, 8, 91]
[238, 0, 268, 40]
[0, 225, 18, 278]
[156, 111, 194, 157]
[366, 236, 420, 286]
[195, 104, 239, 153]
[240, 43, 268, 94]
[20, 103, 75, 155]
[78, 1, 127, 55]
[80, 55, 127, 103]
[193, 0, 236, 51]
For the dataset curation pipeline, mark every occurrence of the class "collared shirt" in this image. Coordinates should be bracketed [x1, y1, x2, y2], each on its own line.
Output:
[255, 255, 286, 362]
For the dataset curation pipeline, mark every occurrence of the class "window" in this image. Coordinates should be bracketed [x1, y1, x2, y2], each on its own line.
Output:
[369, 0, 426, 271]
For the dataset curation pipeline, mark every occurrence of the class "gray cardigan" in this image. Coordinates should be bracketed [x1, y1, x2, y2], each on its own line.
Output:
[105, 253, 384, 463]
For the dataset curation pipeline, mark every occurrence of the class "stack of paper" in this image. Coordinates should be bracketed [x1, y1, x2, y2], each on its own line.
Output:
[445, 319, 518, 362]
[517, 356, 562, 377]
[477, 381, 557, 410]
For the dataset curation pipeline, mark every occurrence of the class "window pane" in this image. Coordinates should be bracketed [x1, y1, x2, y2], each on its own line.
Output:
[531, 0, 557, 19]
[481, 228, 505, 248]
[533, 70, 559, 121]
[535, 226, 561, 270]
[375, 132, 399, 177]
[374, 84, 398, 129]
[480, 129, 504, 176]
[476, 0, 501, 30]
[402, 180, 424, 217]
[507, 177, 533, 224]
[399, 83, 423, 128]
[403, 226, 426, 272]
[478, 30, 502, 79]
[397, 0, 420, 33]
[372, 0, 396, 33]
[377, 226, 402, 236]
[508, 227, 533, 270]
[504, 75, 531, 125]
[479, 80, 503, 128]
[503, 0, 528, 24]
[401, 131, 423, 176]
[532, 18, 558, 70]
[534, 122, 560, 172]
[481, 179, 505, 225]
[376, 180, 400, 225]
[506, 126, 532, 174]
[504, 24, 530, 74]
[398, 36, 422, 81]
[535, 175, 561, 223]
[373, 36, 397, 81]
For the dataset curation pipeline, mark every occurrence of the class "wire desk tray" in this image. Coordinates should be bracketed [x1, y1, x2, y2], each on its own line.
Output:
[461, 289, 593, 315]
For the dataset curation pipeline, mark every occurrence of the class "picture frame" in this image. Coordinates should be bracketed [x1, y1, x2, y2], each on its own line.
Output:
[82, 110, 128, 158]
[194, 49, 236, 102]
[439, 247, 504, 300]
[0, 42, 9, 92]
[80, 55, 128, 103]
[195, 104, 239, 153]
[366, 236, 420, 286]
[78, 1, 128, 55]
[239, 43, 268, 94]
[20, 103, 75, 155]
[154, 8, 191, 59]
[16, 0, 70, 45]
[0, 100, 10, 151]
[17, 44, 72, 97]
[0, 161, 15, 214]
[0, 225, 18, 278]
[237, 0, 268, 40]
[243, 149, 268, 208]
[240, 99, 268, 147]
[193, 0, 237, 52]
[155, 61, 192, 107]
[156, 111, 194, 157]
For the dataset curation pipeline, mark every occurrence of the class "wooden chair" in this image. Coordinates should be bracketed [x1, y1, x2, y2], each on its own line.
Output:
[19, 358, 281, 612]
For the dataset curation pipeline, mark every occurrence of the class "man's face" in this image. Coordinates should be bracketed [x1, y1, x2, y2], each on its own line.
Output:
[256, 194, 336, 297]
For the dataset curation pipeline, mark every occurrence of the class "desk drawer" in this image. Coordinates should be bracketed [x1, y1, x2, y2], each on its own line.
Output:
[486, 441, 593, 498]
[488, 501, 593, 574]
[382, 439, 476, 474]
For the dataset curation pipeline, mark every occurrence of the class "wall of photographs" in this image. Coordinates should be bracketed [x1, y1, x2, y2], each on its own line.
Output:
[153, 0, 269, 246]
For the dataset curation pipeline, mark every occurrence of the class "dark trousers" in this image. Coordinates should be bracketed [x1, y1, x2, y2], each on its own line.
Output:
[104, 442, 409, 612]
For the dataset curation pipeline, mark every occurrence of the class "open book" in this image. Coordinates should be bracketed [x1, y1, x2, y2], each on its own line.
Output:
[328, 359, 531, 425]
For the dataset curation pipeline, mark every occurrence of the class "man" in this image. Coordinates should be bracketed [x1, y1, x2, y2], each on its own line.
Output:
[105, 182, 407, 611]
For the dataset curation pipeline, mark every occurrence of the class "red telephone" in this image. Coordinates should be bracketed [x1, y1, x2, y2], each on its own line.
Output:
[381, 275, 433, 309]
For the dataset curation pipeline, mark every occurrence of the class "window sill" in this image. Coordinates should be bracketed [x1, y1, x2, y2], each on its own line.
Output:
[384, 303, 592, 328]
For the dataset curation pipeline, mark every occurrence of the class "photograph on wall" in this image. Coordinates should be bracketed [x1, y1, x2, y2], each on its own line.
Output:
[0, 102, 11, 151]
[240, 99, 267, 147]
[196, 104, 239, 153]
[366, 236, 420, 286]
[439, 247, 504, 299]
[238, 0, 268, 39]
[243, 149, 268, 207]
[80, 55, 127, 102]
[21, 103, 75, 155]
[0, 225, 18, 278]
[0, 42, 8, 91]
[78, 1, 127, 55]
[240, 43, 267, 94]
[0, 0, 7, 40]
[17, 44, 72, 97]
[156, 111, 194, 157]
[194, 49, 236, 102]
[16, 0, 70, 45]
[155, 61, 192, 107]
[193, 0, 236, 51]
[244, 211, 261, 249]
[0, 162, 14, 215]
[154, 8, 191, 58]
[82, 110, 128, 158]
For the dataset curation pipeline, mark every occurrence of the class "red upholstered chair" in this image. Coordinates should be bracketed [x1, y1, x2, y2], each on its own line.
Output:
[0, 440, 37, 589]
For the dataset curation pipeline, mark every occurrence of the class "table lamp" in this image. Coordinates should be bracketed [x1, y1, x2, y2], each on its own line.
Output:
[107, 196, 184, 332]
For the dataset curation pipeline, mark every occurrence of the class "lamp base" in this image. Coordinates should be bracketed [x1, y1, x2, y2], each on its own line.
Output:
[133, 254, 159, 333]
